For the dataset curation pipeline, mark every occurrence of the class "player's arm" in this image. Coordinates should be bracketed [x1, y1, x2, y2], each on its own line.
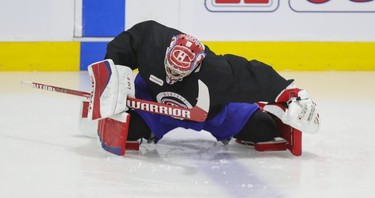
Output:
[105, 32, 138, 69]
[104, 21, 150, 69]
[212, 57, 320, 134]
[105, 20, 165, 69]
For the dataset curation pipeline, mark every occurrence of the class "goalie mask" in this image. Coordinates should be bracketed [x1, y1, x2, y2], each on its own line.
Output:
[165, 34, 206, 84]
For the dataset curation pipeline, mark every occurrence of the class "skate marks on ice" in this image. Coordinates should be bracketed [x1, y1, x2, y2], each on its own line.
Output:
[2, 72, 375, 197]
[120, 129, 307, 198]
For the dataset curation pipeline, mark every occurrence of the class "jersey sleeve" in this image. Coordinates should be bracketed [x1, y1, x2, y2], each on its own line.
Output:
[201, 54, 293, 106]
[105, 20, 182, 71]
[104, 31, 138, 69]
[104, 21, 155, 70]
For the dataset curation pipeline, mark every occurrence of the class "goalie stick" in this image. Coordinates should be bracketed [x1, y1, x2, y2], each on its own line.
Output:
[21, 80, 209, 122]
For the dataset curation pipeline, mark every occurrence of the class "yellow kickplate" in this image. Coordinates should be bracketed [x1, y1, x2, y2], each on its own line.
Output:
[0, 42, 80, 71]
[203, 41, 375, 71]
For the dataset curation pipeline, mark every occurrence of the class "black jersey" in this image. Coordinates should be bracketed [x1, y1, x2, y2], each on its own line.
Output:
[105, 20, 291, 118]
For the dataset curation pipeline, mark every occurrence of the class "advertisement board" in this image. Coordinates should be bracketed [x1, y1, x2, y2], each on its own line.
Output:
[0, 0, 374, 71]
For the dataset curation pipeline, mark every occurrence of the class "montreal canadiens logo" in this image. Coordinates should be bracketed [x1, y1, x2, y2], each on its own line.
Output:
[171, 46, 195, 69]
[156, 92, 193, 109]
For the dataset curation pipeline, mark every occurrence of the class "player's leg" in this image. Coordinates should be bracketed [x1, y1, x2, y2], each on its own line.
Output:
[234, 110, 277, 143]
[127, 110, 152, 141]
[234, 105, 303, 156]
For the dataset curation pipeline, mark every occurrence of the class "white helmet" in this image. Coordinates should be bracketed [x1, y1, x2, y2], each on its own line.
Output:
[164, 34, 206, 84]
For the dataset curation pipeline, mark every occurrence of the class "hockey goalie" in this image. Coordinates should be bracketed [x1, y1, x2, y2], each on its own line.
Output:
[78, 21, 320, 157]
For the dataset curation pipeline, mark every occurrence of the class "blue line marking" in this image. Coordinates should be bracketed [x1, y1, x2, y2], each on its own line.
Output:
[82, 0, 125, 37]
[80, 42, 108, 70]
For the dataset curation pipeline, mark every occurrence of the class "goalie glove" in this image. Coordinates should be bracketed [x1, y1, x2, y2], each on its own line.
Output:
[87, 59, 135, 120]
[262, 84, 320, 134]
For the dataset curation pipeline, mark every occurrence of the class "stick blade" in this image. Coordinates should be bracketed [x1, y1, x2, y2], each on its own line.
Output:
[196, 80, 210, 112]
[20, 80, 32, 86]
[189, 80, 210, 122]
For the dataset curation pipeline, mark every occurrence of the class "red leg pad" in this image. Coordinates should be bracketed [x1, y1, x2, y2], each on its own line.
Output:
[126, 141, 140, 150]
[254, 140, 288, 151]
[274, 116, 302, 156]
[98, 113, 130, 156]
[256, 102, 302, 156]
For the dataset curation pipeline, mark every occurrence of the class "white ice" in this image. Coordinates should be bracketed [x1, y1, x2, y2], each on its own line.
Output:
[1, 71, 374, 198]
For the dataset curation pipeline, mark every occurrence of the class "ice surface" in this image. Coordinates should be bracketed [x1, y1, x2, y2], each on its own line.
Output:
[1, 71, 374, 198]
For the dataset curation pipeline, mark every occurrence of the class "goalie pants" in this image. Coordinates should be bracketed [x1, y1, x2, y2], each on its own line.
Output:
[127, 75, 277, 143]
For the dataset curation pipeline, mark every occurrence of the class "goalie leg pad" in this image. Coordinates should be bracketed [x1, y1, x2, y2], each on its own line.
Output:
[98, 112, 130, 156]
[236, 127, 301, 156]
[273, 116, 302, 156]
[254, 139, 288, 152]
[235, 106, 302, 156]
